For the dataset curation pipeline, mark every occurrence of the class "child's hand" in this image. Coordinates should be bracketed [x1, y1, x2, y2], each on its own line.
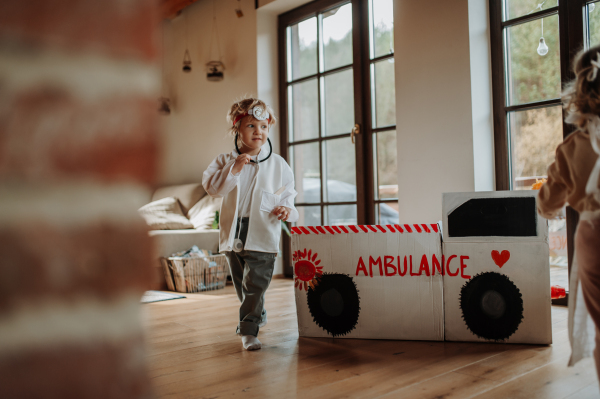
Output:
[232, 154, 252, 175]
[272, 206, 291, 221]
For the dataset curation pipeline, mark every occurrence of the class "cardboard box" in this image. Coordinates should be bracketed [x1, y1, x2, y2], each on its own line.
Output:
[442, 191, 551, 344]
[291, 224, 444, 341]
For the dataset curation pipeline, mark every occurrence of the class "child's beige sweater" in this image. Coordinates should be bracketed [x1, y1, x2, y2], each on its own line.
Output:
[538, 130, 600, 218]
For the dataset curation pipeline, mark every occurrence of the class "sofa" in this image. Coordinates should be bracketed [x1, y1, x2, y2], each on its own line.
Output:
[141, 183, 221, 289]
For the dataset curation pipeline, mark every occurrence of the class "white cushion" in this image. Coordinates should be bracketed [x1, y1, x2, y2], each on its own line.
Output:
[187, 195, 222, 230]
[138, 197, 194, 230]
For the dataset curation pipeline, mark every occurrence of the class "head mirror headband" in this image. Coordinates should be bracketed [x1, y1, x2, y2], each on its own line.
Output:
[233, 105, 272, 163]
[233, 106, 270, 125]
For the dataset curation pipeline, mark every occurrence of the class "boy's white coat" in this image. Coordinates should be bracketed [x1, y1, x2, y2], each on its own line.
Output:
[205, 151, 298, 253]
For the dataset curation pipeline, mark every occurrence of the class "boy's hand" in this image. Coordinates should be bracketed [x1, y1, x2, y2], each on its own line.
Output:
[231, 154, 252, 175]
[272, 206, 291, 221]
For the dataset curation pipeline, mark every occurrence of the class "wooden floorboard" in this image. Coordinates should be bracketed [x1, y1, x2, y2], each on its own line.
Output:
[141, 279, 599, 399]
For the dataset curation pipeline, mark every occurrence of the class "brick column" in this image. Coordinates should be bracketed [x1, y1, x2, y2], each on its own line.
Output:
[0, 1, 160, 397]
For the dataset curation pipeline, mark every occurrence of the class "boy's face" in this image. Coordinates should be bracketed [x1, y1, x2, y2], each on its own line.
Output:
[238, 115, 269, 152]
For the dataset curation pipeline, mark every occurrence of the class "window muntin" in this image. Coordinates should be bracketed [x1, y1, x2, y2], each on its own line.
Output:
[504, 0, 559, 21]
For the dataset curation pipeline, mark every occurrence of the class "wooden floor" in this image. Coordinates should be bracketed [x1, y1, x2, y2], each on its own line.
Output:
[142, 279, 599, 399]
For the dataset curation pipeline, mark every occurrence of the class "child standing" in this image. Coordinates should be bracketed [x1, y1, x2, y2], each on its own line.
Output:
[537, 45, 600, 376]
[202, 98, 299, 351]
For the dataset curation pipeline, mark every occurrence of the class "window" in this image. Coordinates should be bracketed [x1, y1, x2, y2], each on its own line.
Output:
[279, 0, 397, 275]
[369, 0, 398, 224]
[489, 0, 593, 299]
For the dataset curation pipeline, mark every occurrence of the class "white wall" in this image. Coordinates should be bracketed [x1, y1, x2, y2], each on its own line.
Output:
[393, 0, 494, 223]
[161, 0, 257, 185]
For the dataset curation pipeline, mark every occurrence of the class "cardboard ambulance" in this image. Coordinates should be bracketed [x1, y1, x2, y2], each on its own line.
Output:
[291, 191, 551, 344]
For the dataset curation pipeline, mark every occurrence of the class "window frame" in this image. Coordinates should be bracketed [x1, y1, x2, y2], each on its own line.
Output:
[489, 0, 592, 303]
[278, 0, 396, 276]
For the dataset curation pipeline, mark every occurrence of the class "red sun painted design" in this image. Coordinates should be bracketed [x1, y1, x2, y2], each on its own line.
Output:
[293, 248, 324, 291]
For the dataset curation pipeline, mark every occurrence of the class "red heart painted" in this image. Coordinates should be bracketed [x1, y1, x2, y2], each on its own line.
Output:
[491, 250, 510, 267]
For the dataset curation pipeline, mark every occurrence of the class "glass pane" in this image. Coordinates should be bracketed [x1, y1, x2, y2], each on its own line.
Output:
[296, 206, 321, 226]
[587, 1, 600, 47]
[293, 143, 320, 203]
[374, 130, 398, 200]
[371, 0, 394, 58]
[288, 79, 319, 142]
[376, 202, 399, 225]
[549, 215, 568, 290]
[321, 3, 353, 71]
[371, 59, 396, 128]
[504, 0, 558, 21]
[506, 14, 561, 105]
[326, 205, 357, 225]
[509, 106, 563, 190]
[288, 18, 317, 81]
[323, 137, 356, 202]
[322, 69, 355, 136]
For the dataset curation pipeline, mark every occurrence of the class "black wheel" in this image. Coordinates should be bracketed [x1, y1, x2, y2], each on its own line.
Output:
[307, 273, 360, 337]
[460, 272, 523, 341]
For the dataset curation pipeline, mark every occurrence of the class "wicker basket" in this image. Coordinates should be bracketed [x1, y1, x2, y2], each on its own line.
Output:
[160, 254, 229, 293]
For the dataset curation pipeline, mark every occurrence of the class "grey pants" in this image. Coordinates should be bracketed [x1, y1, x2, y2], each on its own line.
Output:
[224, 218, 276, 336]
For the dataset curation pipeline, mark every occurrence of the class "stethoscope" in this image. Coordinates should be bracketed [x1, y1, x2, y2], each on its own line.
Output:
[232, 134, 272, 252]
[234, 133, 272, 163]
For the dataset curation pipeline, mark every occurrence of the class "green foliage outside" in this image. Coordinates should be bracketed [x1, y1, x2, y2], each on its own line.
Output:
[589, 2, 600, 47]
[507, 1, 600, 185]
[289, 4, 397, 208]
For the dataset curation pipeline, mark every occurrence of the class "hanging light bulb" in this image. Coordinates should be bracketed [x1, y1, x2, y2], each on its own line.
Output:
[182, 13, 192, 72]
[182, 49, 192, 72]
[537, 37, 549, 56]
[536, 16, 548, 56]
[590, 3, 596, 12]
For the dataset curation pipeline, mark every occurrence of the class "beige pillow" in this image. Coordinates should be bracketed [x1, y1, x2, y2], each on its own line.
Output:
[187, 195, 222, 230]
[151, 183, 205, 215]
[138, 197, 194, 230]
